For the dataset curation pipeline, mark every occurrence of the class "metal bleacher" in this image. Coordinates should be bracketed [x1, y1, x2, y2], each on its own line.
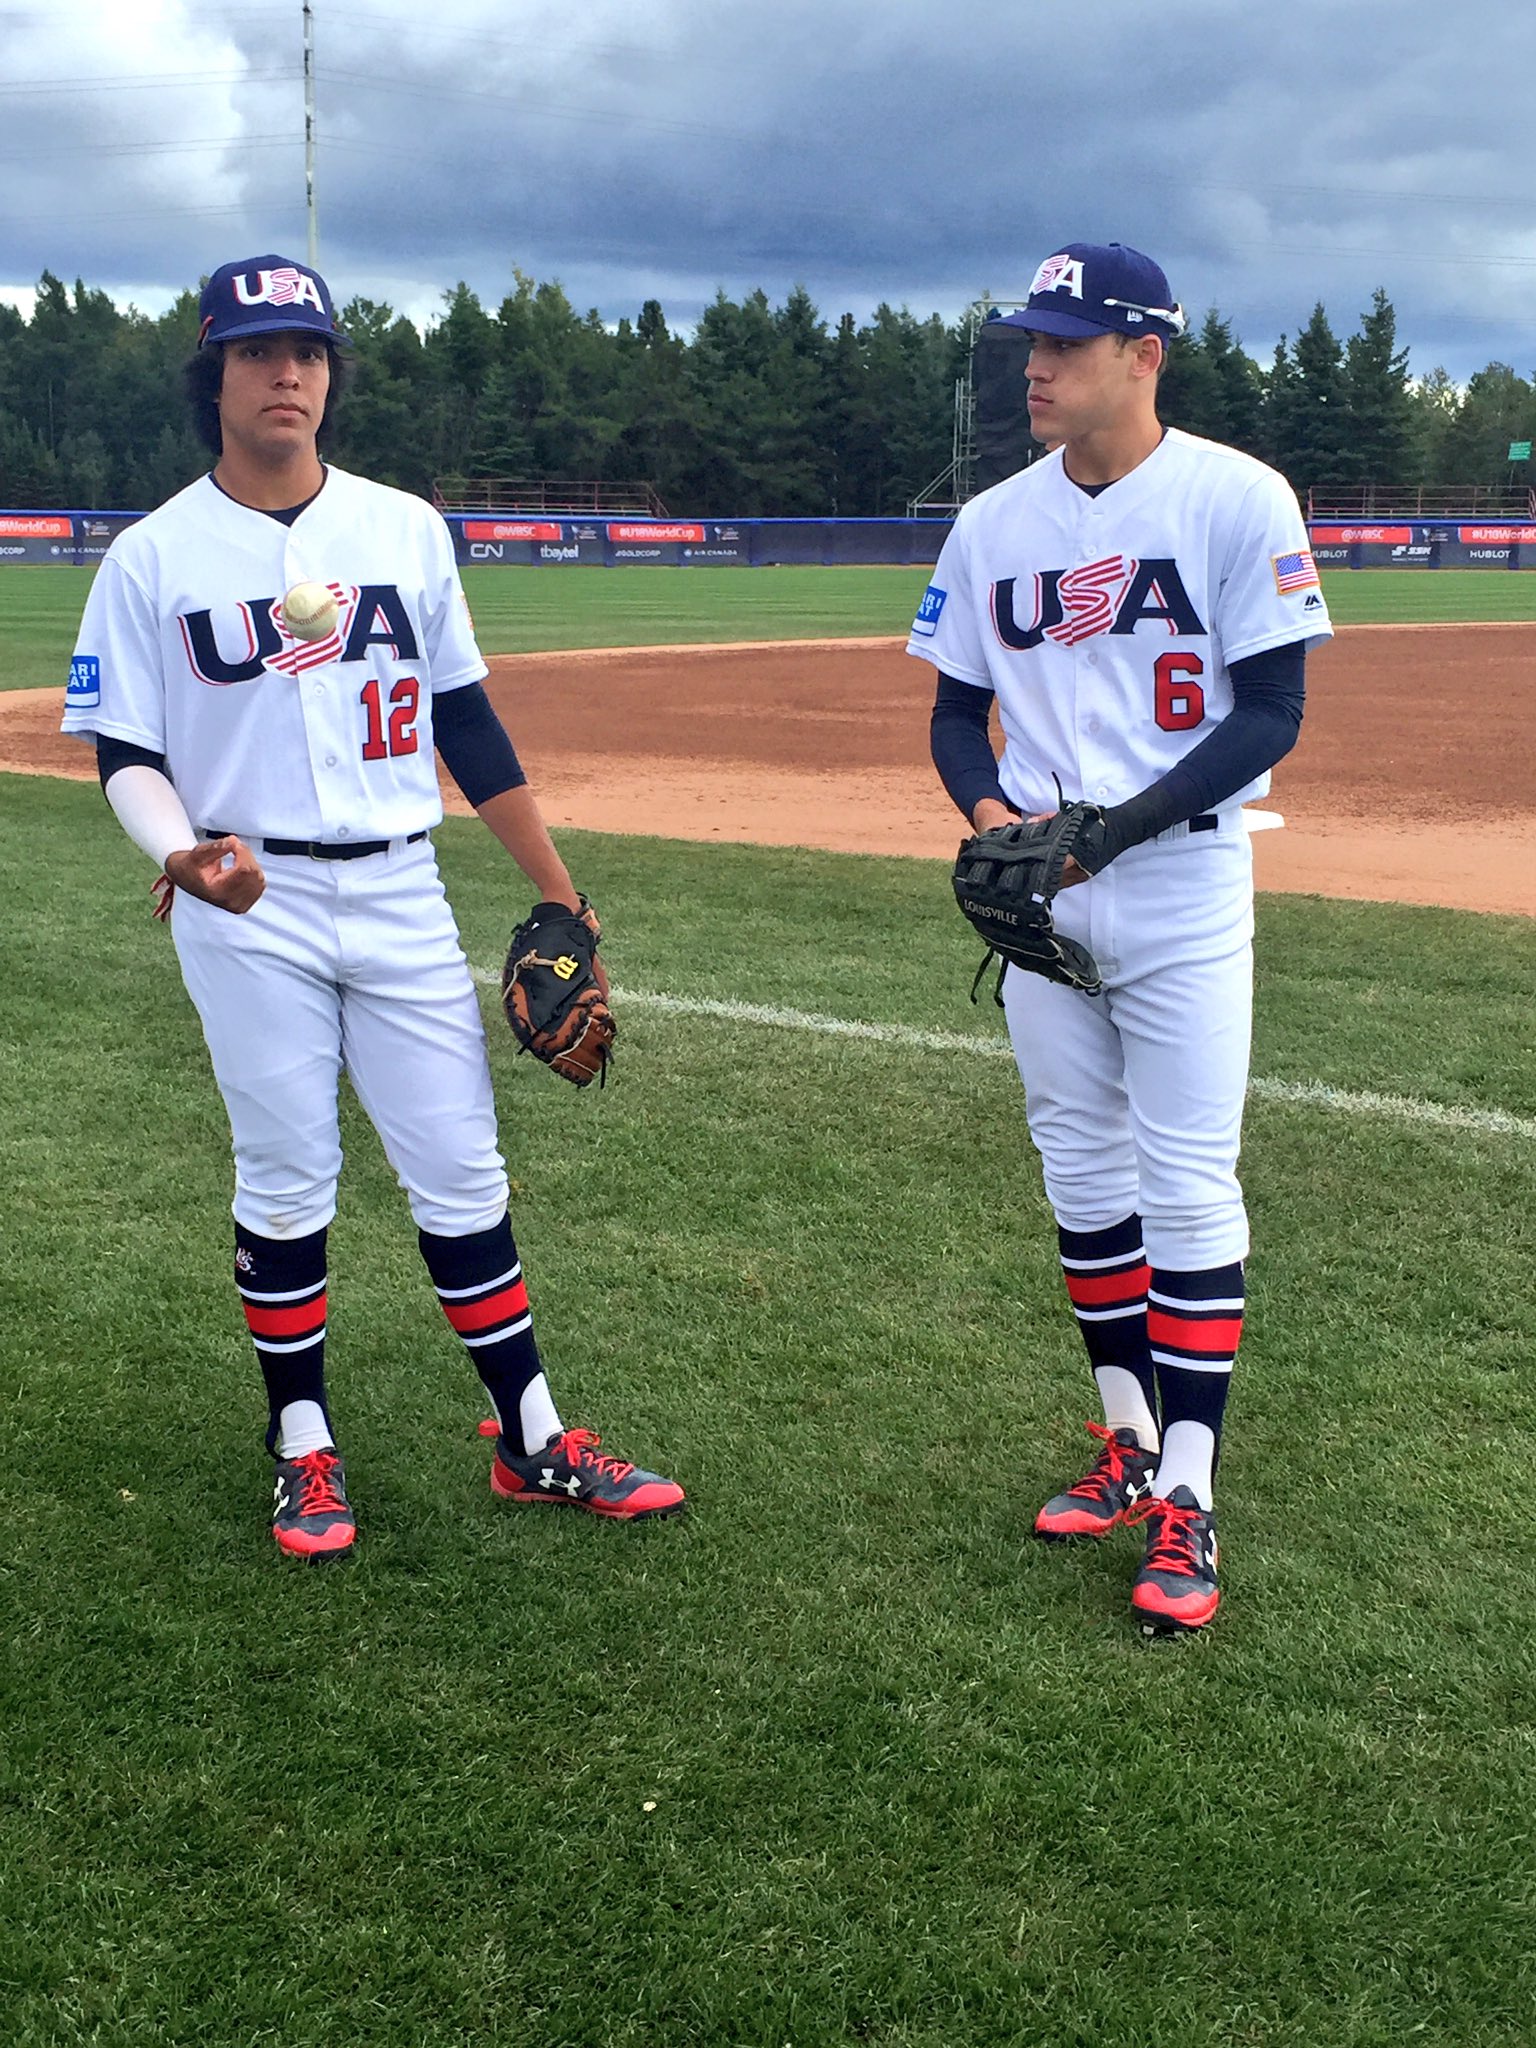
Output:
[432, 478, 671, 517]
[1305, 484, 1536, 520]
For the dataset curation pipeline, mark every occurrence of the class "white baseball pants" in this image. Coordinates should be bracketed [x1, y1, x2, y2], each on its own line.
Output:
[1000, 820, 1255, 1271]
[172, 837, 508, 1240]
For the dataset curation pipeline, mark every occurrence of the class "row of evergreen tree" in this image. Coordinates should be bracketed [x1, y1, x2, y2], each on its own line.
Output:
[0, 269, 1531, 515]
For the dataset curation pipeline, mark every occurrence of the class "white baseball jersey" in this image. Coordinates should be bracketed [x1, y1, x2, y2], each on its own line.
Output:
[62, 466, 485, 841]
[906, 430, 1332, 817]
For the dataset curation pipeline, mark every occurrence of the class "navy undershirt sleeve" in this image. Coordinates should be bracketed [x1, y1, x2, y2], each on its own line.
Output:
[432, 680, 527, 806]
[97, 734, 168, 789]
[1096, 639, 1307, 861]
[930, 673, 1012, 822]
[928, 640, 1307, 848]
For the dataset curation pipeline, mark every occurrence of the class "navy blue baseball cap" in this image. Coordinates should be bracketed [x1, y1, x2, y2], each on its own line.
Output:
[1002, 242, 1185, 341]
[197, 254, 350, 349]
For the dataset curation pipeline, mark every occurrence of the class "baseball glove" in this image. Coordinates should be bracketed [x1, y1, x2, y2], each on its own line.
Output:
[952, 805, 1110, 998]
[501, 896, 615, 1087]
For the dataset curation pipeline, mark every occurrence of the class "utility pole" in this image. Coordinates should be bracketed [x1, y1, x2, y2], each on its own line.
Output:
[303, 0, 318, 264]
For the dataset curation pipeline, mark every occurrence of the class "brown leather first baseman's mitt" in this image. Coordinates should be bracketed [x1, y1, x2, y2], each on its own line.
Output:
[952, 805, 1111, 997]
[500, 896, 615, 1087]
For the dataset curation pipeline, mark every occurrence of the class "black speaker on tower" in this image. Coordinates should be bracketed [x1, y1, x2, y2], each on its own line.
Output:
[971, 316, 1038, 495]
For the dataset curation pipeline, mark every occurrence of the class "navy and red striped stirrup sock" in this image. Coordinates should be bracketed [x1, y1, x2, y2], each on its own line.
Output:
[235, 1222, 330, 1454]
[1147, 1260, 1245, 1446]
[418, 1216, 544, 1430]
[1058, 1216, 1158, 1431]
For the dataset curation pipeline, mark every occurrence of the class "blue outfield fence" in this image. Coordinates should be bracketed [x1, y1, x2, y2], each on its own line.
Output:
[446, 515, 950, 568]
[7, 510, 1536, 570]
[0, 509, 950, 568]
[0, 512, 145, 564]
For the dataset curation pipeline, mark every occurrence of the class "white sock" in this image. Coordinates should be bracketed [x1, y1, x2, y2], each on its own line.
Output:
[1153, 1420, 1216, 1510]
[276, 1400, 333, 1460]
[1094, 1366, 1159, 1453]
[517, 1373, 564, 1456]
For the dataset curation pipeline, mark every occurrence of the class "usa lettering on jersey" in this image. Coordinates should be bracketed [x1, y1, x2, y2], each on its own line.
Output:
[178, 584, 420, 686]
[990, 556, 1206, 652]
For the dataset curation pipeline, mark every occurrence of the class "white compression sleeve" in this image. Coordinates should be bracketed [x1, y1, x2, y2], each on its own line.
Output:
[103, 763, 199, 869]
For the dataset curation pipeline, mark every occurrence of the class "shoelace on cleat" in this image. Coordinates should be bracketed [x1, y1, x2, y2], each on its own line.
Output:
[560, 1428, 634, 1483]
[290, 1448, 347, 1517]
[1125, 1495, 1208, 1575]
[1065, 1419, 1143, 1500]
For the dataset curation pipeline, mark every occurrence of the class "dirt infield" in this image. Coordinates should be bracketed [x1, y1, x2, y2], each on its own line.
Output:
[7, 621, 1533, 916]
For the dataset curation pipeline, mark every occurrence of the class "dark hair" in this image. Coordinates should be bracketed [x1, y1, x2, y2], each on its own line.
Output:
[1113, 328, 1170, 380]
[182, 340, 351, 455]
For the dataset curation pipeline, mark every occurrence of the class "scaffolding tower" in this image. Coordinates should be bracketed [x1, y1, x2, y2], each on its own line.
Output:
[906, 296, 1030, 518]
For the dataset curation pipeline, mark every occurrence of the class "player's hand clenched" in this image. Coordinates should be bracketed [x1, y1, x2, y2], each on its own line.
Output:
[162, 836, 266, 915]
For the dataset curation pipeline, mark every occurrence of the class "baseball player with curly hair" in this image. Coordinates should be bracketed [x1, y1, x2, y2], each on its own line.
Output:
[910, 241, 1330, 1635]
[62, 253, 684, 1558]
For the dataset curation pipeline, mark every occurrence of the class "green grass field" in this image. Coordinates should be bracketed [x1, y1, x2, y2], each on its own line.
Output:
[5, 561, 1536, 692]
[3, 563, 1536, 2043]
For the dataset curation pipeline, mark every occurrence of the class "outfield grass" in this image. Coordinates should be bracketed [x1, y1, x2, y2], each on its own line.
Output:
[4, 562, 1535, 693]
[0, 564, 934, 692]
[4, 773, 1536, 2045]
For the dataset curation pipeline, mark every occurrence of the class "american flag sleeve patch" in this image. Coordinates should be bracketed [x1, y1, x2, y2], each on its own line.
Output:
[1271, 548, 1320, 594]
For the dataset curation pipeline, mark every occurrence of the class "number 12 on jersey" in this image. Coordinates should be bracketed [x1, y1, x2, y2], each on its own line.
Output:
[360, 675, 420, 759]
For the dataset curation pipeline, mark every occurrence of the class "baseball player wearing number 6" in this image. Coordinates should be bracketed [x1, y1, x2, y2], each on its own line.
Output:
[61, 252, 683, 1557]
[910, 241, 1331, 1635]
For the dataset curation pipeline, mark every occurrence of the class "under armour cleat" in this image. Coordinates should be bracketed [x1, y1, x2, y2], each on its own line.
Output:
[1127, 1486, 1220, 1636]
[490, 1427, 686, 1521]
[272, 1446, 356, 1559]
[1033, 1420, 1158, 1542]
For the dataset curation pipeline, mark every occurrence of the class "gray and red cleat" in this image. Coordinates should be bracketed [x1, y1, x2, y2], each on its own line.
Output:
[1127, 1486, 1220, 1636]
[272, 1446, 356, 1559]
[489, 1427, 686, 1521]
[1033, 1420, 1157, 1542]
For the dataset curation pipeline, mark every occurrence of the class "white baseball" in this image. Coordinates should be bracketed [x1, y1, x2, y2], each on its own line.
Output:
[281, 581, 339, 643]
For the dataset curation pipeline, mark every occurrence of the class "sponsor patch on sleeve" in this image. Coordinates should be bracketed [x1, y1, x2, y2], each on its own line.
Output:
[67, 655, 101, 708]
[911, 584, 947, 638]
[1271, 548, 1320, 595]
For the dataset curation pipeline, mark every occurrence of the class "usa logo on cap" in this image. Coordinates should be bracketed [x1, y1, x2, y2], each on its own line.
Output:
[197, 253, 350, 350]
[1029, 253, 1086, 300]
[233, 265, 325, 313]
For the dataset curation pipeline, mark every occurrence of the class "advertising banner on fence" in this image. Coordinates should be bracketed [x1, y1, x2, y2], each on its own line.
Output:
[443, 514, 950, 567]
[0, 513, 142, 563]
[1306, 520, 1536, 569]
[0, 507, 957, 571]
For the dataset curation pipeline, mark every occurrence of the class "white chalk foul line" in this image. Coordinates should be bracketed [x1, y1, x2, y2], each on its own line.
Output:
[471, 973, 1536, 1144]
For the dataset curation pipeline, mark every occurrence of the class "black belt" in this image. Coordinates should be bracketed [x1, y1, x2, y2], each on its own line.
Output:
[204, 829, 427, 860]
[1190, 814, 1218, 833]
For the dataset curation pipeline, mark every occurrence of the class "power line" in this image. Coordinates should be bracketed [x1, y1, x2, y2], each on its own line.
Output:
[325, 5, 678, 66]
[0, 201, 301, 230]
[0, 66, 296, 95]
[0, 133, 294, 161]
[323, 65, 754, 143]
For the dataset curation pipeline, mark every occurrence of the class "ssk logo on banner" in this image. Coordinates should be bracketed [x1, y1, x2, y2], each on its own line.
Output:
[232, 266, 325, 313]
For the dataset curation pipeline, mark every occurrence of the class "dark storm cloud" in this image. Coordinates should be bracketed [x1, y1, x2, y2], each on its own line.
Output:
[4, 0, 1534, 378]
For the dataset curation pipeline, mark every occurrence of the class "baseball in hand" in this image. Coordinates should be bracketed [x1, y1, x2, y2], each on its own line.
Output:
[281, 581, 339, 643]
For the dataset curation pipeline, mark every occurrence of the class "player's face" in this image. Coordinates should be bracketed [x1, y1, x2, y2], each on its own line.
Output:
[216, 333, 331, 464]
[1023, 331, 1151, 442]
